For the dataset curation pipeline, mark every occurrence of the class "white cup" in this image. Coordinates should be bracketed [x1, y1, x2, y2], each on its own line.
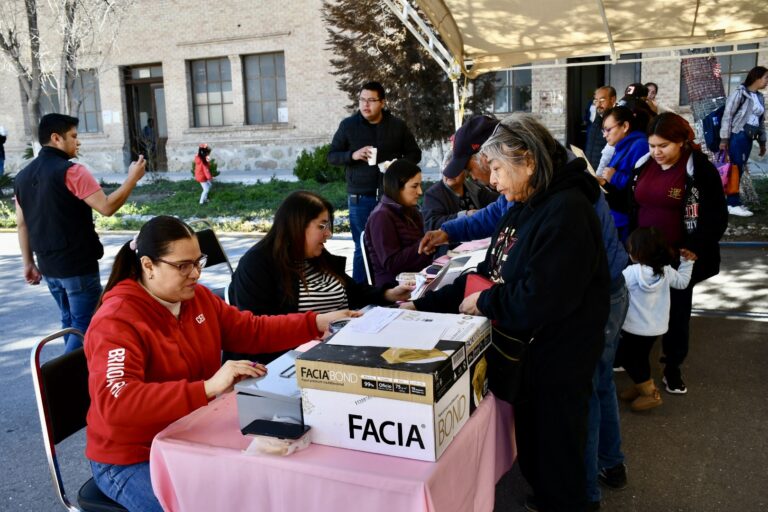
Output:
[367, 147, 377, 166]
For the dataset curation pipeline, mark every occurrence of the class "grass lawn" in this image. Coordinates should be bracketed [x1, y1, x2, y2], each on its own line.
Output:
[1, 175, 766, 239]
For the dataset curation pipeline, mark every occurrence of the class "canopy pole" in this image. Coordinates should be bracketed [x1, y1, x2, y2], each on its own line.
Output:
[452, 77, 460, 129]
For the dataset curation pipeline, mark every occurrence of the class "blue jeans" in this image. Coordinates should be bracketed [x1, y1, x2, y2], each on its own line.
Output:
[0, 157, 5, 176]
[585, 278, 629, 501]
[348, 194, 378, 283]
[726, 130, 754, 207]
[90, 461, 163, 512]
[43, 272, 102, 352]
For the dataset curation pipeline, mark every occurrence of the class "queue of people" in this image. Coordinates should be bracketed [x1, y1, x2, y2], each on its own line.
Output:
[14, 73, 752, 512]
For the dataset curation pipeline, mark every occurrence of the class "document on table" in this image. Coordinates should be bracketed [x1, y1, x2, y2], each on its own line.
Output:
[329, 307, 462, 350]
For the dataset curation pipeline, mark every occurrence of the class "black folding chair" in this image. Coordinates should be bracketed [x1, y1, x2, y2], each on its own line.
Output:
[30, 328, 127, 511]
[190, 220, 234, 300]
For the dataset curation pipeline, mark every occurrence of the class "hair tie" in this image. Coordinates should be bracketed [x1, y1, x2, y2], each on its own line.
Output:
[129, 234, 138, 252]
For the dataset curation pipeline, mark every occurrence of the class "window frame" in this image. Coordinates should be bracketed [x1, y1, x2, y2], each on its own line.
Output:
[189, 57, 234, 128]
[242, 52, 288, 125]
[492, 66, 532, 114]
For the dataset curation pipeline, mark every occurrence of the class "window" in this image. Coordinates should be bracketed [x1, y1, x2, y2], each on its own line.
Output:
[606, 53, 641, 93]
[679, 44, 758, 105]
[493, 66, 532, 113]
[243, 52, 287, 124]
[72, 70, 102, 133]
[190, 57, 233, 127]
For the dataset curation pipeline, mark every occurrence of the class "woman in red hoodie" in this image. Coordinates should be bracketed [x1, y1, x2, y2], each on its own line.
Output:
[85, 215, 354, 511]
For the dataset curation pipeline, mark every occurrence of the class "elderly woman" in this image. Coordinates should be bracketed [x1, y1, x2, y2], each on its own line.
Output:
[406, 114, 609, 511]
[609, 113, 727, 395]
[85, 215, 354, 511]
[597, 105, 650, 241]
[364, 159, 434, 287]
[719, 65, 768, 217]
[227, 191, 412, 362]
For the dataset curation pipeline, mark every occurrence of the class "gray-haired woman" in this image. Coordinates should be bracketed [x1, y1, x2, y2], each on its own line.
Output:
[407, 114, 610, 511]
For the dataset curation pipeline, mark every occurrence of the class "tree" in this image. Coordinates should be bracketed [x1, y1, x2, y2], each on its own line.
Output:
[0, 0, 134, 148]
[322, 0, 495, 147]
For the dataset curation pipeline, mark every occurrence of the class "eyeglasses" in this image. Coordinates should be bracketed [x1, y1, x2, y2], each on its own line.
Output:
[156, 254, 208, 276]
[358, 97, 382, 105]
[317, 222, 333, 233]
[602, 124, 619, 134]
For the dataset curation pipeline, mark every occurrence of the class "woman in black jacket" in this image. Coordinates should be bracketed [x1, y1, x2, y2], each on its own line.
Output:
[407, 114, 610, 512]
[226, 191, 411, 362]
[607, 113, 728, 394]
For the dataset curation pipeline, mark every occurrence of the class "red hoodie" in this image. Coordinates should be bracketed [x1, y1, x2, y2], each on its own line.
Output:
[85, 279, 320, 465]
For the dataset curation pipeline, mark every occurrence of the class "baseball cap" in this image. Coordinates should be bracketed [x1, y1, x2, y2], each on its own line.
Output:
[443, 115, 498, 178]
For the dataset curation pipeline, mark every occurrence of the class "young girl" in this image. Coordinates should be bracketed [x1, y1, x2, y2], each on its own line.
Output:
[194, 143, 213, 204]
[617, 227, 695, 411]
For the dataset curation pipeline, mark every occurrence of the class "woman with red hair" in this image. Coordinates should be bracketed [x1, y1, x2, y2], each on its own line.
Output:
[608, 112, 727, 395]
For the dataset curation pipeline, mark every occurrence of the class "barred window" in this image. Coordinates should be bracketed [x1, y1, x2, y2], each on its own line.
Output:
[243, 52, 287, 124]
[190, 57, 233, 127]
[493, 67, 532, 113]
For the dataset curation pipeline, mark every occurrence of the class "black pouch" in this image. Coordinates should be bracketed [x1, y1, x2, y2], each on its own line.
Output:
[743, 124, 760, 140]
[486, 326, 533, 404]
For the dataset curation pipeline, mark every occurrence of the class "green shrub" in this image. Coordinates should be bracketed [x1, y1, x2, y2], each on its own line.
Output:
[294, 144, 344, 183]
[190, 158, 220, 178]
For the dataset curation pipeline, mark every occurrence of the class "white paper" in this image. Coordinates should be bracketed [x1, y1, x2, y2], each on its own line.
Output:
[346, 307, 403, 334]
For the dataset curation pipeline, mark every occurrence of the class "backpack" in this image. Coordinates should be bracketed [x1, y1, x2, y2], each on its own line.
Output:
[702, 94, 747, 153]
[702, 105, 726, 153]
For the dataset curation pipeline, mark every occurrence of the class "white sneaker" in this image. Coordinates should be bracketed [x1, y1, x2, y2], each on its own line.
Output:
[728, 205, 754, 217]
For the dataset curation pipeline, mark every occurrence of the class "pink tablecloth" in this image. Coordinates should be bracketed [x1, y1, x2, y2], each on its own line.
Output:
[150, 392, 515, 512]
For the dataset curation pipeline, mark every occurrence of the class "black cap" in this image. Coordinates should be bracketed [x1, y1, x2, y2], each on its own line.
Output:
[443, 115, 498, 178]
[623, 83, 649, 99]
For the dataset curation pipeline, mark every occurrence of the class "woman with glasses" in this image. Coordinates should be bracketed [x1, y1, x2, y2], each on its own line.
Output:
[597, 105, 650, 241]
[365, 159, 435, 287]
[404, 115, 609, 511]
[227, 191, 412, 362]
[84, 215, 355, 512]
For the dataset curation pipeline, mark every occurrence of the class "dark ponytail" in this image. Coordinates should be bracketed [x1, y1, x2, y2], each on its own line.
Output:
[97, 215, 195, 309]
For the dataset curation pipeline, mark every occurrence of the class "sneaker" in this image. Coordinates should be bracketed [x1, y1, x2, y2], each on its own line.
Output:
[598, 463, 628, 489]
[663, 375, 688, 394]
[613, 366, 625, 372]
[728, 205, 754, 217]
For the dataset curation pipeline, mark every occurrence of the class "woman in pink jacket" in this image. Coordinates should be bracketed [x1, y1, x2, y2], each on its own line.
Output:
[85, 215, 354, 511]
[194, 143, 213, 204]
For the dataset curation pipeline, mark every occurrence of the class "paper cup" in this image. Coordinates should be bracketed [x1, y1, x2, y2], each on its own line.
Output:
[367, 147, 377, 166]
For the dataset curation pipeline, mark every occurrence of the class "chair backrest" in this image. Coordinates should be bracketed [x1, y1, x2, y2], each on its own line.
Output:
[360, 230, 373, 286]
[31, 328, 88, 510]
[195, 228, 233, 276]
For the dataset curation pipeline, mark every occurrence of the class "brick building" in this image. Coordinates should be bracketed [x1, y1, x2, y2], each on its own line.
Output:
[0, 1, 765, 177]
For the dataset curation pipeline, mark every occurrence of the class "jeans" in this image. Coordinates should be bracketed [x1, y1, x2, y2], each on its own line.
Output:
[0, 157, 5, 177]
[348, 194, 378, 283]
[90, 461, 163, 512]
[199, 180, 212, 204]
[660, 282, 695, 372]
[726, 129, 754, 207]
[585, 278, 628, 502]
[43, 272, 102, 352]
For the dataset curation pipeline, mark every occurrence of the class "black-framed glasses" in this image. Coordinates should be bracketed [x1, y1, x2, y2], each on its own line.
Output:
[358, 97, 381, 105]
[156, 254, 208, 275]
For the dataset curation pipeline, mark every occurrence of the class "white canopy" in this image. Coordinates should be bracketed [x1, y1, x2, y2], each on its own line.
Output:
[412, 0, 768, 77]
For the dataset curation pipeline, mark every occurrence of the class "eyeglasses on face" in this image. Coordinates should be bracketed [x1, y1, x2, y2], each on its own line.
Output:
[156, 254, 208, 275]
[602, 124, 619, 134]
[359, 97, 382, 105]
[317, 222, 333, 233]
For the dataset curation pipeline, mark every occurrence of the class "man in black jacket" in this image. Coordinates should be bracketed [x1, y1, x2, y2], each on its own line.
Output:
[14, 113, 145, 352]
[328, 81, 421, 283]
[585, 86, 616, 170]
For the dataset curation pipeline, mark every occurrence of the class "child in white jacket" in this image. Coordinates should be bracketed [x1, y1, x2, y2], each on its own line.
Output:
[616, 227, 695, 411]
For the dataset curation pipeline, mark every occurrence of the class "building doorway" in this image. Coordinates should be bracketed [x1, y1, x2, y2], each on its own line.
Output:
[124, 64, 167, 171]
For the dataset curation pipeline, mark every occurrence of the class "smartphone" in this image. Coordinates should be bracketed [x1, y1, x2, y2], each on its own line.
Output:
[241, 420, 311, 440]
[425, 264, 443, 276]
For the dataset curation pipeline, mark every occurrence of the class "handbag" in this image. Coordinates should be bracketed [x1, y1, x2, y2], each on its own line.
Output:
[725, 162, 740, 195]
[716, 151, 730, 189]
[485, 326, 535, 404]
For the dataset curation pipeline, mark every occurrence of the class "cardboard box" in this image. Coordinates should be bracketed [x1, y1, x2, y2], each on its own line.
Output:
[301, 372, 471, 461]
[235, 350, 303, 430]
[467, 327, 491, 414]
[295, 309, 490, 405]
